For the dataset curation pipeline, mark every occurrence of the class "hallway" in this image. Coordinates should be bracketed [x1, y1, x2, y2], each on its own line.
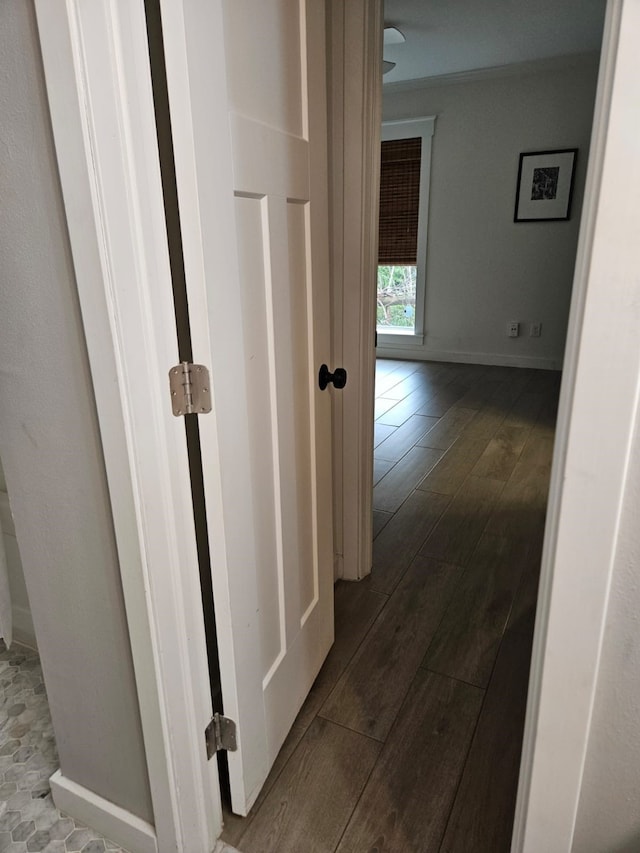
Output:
[223, 358, 559, 852]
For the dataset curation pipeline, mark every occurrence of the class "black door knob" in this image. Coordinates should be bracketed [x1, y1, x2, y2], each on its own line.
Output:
[319, 364, 347, 391]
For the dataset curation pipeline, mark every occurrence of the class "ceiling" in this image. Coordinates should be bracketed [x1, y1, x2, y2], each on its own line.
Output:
[382, 0, 607, 84]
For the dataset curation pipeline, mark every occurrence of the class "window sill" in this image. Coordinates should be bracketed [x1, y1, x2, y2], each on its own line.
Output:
[376, 329, 425, 347]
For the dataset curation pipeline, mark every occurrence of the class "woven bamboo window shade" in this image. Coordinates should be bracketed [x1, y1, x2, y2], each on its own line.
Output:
[378, 137, 422, 265]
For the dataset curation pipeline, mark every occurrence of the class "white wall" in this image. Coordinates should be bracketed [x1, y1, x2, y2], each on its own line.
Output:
[0, 1, 153, 825]
[572, 406, 640, 853]
[380, 57, 600, 369]
[0, 457, 36, 647]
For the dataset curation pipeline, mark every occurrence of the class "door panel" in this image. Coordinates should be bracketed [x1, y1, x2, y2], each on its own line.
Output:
[154, 0, 333, 817]
[234, 195, 282, 677]
[225, 1, 304, 139]
[160, 0, 332, 814]
[218, 0, 333, 812]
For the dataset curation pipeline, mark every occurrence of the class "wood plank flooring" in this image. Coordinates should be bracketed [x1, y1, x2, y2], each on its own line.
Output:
[222, 358, 560, 853]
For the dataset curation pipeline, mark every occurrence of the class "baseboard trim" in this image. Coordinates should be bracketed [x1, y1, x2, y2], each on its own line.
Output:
[12, 604, 37, 650]
[50, 771, 157, 853]
[214, 842, 241, 853]
[375, 346, 561, 370]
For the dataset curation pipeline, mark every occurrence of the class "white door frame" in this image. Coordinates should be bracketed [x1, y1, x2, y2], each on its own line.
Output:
[512, 0, 640, 849]
[327, 0, 382, 581]
[35, 2, 222, 851]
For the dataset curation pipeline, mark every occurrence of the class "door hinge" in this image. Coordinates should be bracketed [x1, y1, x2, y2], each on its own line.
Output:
[169, 362, 212, 416]
[205, 713, 237, 759]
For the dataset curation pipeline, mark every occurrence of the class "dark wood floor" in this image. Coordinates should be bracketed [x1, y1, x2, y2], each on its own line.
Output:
[222, 358, 560, 853]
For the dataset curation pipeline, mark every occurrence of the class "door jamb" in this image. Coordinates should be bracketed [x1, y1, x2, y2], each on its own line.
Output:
[328, 0, 383, 581]
[35, 3, 222, 851]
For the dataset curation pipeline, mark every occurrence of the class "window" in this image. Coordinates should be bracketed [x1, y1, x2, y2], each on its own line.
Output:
[377, 117, 435, 345]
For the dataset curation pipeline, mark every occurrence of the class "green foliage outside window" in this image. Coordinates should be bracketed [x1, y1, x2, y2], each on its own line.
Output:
[377, 265, 417, 329]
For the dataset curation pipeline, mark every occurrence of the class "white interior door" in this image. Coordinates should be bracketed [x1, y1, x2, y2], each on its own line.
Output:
[159, 0, 335, 815]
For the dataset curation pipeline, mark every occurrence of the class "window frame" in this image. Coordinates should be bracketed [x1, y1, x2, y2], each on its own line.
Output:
[377, 116, 435, 346]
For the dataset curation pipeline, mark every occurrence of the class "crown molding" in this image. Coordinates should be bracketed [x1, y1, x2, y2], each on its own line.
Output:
[383, 51, 600, 94]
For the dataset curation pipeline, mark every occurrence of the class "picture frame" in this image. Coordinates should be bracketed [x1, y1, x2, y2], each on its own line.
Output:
[514, 149, 577, 222]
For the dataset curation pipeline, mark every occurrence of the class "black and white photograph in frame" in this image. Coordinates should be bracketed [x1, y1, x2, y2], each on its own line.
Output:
[514, 149, 577, 222]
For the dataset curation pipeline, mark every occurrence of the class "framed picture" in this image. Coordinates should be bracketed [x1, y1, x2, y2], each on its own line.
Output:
[514, 149, 577, 222]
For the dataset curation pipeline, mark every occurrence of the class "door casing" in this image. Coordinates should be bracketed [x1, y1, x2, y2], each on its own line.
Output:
[35, 2, 221, 851]
[327, 0, 382, 582]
